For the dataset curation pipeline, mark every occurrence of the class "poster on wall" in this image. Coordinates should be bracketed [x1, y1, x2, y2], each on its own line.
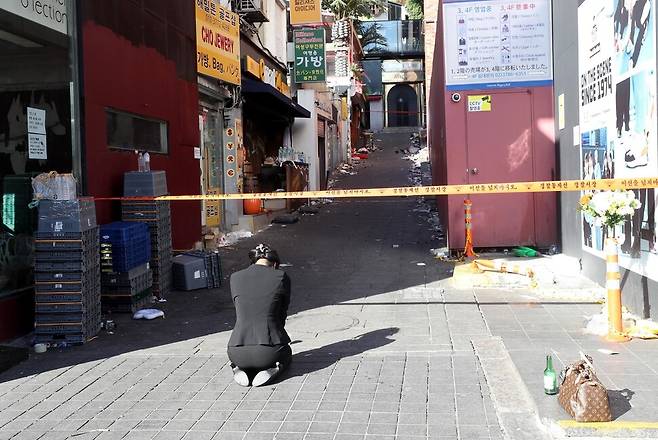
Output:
[578, 0, 658, 281]
[443, 0, 553, 90]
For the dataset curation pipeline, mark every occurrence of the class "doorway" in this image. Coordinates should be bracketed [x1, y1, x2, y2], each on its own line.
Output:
[387, 84, 419, 127]
[199, 105, 224, 230]
[466, 91, 536, 246]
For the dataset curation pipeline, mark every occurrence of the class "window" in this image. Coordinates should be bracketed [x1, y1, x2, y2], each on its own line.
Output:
[388, 3, 402, 20]
[106, 109, 168, 153]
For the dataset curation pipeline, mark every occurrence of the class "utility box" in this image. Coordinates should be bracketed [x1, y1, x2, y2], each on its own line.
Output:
[172, 255, 207, 291]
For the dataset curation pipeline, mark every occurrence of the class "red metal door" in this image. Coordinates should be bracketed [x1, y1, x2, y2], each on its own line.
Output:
[466, 91, 536, 247]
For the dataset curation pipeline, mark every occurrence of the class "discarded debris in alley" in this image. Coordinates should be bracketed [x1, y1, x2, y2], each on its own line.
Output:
[473, 259, 536, 284]
[133, 309, 165, 320]
[218, 230, 253, 247]
[584, 307, 658, 339]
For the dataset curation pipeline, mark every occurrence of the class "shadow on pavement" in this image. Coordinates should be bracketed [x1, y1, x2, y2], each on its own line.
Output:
[609, 388, 634, 420]
[1, 137, 449, 383]
[282, 328, 400, 379]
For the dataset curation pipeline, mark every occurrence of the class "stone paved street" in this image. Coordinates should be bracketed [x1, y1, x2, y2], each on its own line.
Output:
[1, 133, 657, 439]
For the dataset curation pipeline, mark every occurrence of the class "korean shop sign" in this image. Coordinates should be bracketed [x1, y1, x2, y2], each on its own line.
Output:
[195, 0, 241, 85]
[290, 0, 321, 25]
[294, 28, 326, 83]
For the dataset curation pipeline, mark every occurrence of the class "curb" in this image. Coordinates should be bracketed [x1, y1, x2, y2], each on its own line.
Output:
[472, 337, 553, 440]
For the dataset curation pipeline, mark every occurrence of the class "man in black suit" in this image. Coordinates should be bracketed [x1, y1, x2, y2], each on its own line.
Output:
[228, 244, 292, 387]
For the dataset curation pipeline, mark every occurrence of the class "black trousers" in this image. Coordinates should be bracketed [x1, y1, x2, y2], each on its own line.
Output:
[616, 78, 631, 136]
[228, 344, 292, 373]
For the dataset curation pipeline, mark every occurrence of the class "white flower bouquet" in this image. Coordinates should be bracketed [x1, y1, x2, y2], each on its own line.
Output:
[579, 190, 642, 230]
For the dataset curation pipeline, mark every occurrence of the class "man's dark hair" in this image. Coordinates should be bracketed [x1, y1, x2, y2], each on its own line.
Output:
[248, 244, 281, 265]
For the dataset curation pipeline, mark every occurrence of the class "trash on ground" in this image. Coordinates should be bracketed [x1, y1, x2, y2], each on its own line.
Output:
[392, 244, 400, 248]
[279, 263, 293, 268]
[584, 308, 637, 337]
[416, 262, 426, 266]
[272, 214, 299, 224]
[133, 309, 165, 320]
[431, 248, 449, 258]
[218, 230, 253, 247]
[627, 319, 658, 339]
[597, 349, 619, 355]
[513, 246, 540, 257]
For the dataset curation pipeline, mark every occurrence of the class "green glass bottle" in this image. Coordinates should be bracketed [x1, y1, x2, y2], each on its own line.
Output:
[544, 355, 558, 395]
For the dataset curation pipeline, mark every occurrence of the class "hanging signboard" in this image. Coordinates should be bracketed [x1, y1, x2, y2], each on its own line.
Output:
[195, 0, 241, 85]
[443, 0, 553, 90]
[0, 1, 68, 34]
[578, 0, 658, 282]
[294, 28, 326, 83]
[290, 0, 322, 25]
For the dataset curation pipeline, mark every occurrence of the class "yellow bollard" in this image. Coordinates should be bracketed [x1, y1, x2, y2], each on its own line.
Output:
[604, 237, 630, 342]
[464, 199, 476, 257]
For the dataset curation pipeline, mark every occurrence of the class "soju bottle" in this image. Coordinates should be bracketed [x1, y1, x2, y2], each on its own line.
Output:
[544, 355, 558, 395]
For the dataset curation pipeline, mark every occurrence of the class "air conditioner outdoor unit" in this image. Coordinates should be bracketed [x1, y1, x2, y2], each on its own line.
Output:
[233, 0, 269, 23]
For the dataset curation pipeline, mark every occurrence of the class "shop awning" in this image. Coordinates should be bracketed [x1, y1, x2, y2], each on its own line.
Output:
[242, 78, 311, 118]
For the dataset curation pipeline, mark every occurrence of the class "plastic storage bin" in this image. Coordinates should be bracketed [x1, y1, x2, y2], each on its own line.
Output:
[172, 255, 207, 291]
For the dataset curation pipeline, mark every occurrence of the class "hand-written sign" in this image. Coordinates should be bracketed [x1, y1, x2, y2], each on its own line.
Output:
[195, 0, 241, 85]
[294, 28, 326, 83]
[290, 0, 321, 25]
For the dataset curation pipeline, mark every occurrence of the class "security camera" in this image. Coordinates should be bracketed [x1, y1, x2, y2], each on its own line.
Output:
[451, 93, 461, 103]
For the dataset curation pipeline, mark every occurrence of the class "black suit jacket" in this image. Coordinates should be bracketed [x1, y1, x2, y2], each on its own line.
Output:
[228, 264, 291, 347]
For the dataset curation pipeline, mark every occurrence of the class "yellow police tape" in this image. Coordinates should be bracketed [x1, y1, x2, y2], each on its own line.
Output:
[96, 177, 658, 201]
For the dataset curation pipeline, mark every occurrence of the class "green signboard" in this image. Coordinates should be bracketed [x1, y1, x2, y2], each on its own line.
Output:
[294, 28, 326, 83]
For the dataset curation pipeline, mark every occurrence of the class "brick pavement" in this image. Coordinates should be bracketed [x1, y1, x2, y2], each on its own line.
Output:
[4, 131, 654, 440]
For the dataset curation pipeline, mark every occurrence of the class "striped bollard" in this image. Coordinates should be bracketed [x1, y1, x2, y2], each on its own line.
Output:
[604, 237, 629, 342]
[464, 199, 476, 257]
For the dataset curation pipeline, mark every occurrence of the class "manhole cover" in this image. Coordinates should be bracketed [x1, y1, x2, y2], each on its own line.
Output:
[286, 313, 359, 334]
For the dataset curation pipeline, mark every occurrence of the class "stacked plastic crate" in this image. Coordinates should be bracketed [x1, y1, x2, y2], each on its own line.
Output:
[100, 222, 152, 313]
[121, 171, 172, 299]
[33, 199, 101, 345]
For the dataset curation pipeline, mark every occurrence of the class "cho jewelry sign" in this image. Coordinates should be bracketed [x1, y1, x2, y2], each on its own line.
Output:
[195, 0, 241, 85]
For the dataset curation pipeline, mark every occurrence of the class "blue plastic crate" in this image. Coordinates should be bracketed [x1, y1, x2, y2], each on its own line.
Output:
[99, 222, 151, 272]
[100, 237, 151, 272]
[100, 221, 149, 245]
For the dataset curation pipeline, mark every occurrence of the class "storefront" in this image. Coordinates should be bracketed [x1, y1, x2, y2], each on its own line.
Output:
[239, 53, 311, 213]
[0, 0, 80, 341]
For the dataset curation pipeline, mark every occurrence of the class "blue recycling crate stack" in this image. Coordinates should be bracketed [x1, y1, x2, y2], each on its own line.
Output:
[100, 221, 153, 313]
[33, 199, 101, 345]
[121, 171, 172, 299]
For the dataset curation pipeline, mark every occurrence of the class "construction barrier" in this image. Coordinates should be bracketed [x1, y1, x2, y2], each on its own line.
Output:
[92, 177, 658, 202]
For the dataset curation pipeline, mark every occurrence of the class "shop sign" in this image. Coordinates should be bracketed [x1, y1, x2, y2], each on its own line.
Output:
[294, 28, 326, 83]
[1, 0, 68, 34]
[442, 0, 553, 90]
[290, 0, 321, 25]
[467, 95, 491, 112]
[195, 0, 241, 85]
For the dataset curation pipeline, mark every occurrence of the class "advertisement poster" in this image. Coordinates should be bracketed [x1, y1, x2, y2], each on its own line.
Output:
[294, 29, 326, 83]
[195, 0, 241, 85]
[443, 0, 553, 90]
[578, 0, 658, 281]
